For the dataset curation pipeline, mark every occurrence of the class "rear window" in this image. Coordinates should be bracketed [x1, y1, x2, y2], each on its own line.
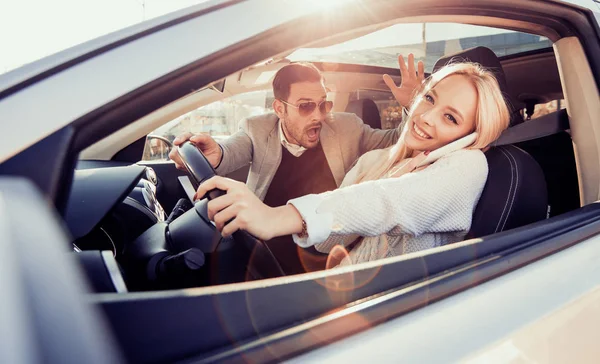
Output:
[288, 23, 551, 72]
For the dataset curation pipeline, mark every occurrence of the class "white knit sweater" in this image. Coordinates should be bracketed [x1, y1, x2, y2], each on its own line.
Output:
[288, 148, 488, 266]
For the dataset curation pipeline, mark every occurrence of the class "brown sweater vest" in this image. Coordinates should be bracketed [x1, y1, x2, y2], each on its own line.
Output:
[263, 144, 337, 274]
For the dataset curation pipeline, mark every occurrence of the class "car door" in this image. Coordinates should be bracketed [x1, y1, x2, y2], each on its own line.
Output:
[3, 0, 600, 362]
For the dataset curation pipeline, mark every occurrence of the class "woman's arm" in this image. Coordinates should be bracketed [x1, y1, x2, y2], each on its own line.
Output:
[289, 149, 488, 248]
[194, 177, 303, 240]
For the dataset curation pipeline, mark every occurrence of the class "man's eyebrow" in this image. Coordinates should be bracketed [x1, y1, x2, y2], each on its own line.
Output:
[296, 96, 326, 102]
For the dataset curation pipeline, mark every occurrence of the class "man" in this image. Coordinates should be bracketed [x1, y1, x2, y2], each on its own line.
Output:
[170, 56, 424, 274]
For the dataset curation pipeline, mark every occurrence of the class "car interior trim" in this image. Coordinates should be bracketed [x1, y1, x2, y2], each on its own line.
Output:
[555, 37, 600, 205]
[101, 251, 128, 294]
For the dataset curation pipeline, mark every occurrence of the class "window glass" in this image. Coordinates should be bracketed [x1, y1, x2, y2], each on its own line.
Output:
[288, 23, 551, 72]
[143, 91, 274, 161]
[142, 136, 171, 161]
[348, 89, 404, 129]
[523, 99, 567, 120]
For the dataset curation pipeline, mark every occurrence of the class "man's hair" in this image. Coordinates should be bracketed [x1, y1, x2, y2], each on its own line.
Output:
[272, 62, 323, 102]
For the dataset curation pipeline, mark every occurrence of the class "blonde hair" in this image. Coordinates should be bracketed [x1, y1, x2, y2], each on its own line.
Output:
[355, 62, 510, 183]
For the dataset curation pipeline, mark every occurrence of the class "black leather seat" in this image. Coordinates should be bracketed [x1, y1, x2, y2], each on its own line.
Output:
[433, 47, 549, 237]
[512, 122, 580, 217]
[494, 108, 580, 217]
[345, 99, 382, 129]
[466, 145, 548, 238]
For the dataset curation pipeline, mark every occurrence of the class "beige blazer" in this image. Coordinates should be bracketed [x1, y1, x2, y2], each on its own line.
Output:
[215, 112, 400, 200]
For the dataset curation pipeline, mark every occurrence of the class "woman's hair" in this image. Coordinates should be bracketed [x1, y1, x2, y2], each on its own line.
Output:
[355, 62, 510, 183]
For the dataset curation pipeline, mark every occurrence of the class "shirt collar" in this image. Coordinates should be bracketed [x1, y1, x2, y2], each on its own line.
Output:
[279, 119, 307, 157]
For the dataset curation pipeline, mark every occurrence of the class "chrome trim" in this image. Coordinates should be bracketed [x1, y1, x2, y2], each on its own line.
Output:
[145, 167, 158, 185]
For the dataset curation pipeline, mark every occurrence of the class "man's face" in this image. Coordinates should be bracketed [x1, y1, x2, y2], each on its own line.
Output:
[274, 81, 328, 149]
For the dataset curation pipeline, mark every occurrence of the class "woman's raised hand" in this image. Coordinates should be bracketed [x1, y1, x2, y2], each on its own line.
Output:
[383, 53, 425, 108]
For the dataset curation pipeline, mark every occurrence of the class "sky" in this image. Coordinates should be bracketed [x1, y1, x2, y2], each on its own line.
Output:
[0, 0, 207, 73]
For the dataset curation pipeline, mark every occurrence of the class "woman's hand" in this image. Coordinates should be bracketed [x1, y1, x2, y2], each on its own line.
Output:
[383, 53, 425, 108]
[194, 176, 303, 240]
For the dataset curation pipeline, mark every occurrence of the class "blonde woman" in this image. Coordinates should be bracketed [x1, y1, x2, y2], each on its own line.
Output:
[194, 63, 510, 266]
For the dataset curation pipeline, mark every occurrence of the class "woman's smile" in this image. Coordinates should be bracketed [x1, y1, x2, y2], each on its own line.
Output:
[412, 122, 432, 139]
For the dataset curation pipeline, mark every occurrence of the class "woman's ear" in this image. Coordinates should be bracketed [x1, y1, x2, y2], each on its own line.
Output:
[273, 99, 285, 118]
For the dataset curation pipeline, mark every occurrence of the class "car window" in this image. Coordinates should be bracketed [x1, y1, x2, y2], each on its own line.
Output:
[348, 89, 404, 129]
[523, 99, 567, 120]
[142, 90, 274, 161]
[288, 23, 551, 72]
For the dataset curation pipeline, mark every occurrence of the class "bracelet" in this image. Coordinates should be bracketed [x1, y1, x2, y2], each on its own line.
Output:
[297, 218, 308, 238]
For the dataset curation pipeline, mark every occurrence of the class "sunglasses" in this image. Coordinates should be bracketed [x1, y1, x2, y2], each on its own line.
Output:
[279, 99, 334, 116]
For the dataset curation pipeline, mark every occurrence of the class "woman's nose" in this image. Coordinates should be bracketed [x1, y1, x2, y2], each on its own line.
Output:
[420, 108, 435, 126]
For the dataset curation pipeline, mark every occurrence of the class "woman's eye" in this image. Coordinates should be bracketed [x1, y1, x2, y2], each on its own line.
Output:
[445, 114, 458, 124]
[425, 94, 434, 103]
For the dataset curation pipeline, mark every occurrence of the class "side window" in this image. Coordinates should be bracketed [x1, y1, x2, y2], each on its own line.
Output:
[522, 99, 567, 120]
[348, 89, 404, 129]
[142, 91, 274, 161]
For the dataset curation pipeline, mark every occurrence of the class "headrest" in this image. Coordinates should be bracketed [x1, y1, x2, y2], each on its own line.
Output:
[493, 108, 570, 146]
[345, 99, 382, 129]
[433, 46, 523, 126]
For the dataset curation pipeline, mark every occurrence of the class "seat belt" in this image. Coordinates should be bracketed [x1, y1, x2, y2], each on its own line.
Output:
[493, 109, 570, 146]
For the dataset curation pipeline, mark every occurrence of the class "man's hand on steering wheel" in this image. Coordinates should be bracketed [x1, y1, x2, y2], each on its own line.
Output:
[169, 132, 223, 170]
[194, 176, 303, 241]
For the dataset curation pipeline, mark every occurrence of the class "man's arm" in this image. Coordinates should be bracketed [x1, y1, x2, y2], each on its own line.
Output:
[356, 115, 400, 153]
[215, 118, 254, 175]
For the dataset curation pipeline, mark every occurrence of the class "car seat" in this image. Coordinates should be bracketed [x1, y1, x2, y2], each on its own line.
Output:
[433, 47, 549, 237]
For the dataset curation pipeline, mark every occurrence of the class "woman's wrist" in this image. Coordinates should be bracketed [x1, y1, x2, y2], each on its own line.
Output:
[271, 205, 304, 238]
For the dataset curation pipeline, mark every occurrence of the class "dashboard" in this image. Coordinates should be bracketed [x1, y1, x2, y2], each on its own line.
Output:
[66, 163, 166, 257]
[66, 159, 270, 291]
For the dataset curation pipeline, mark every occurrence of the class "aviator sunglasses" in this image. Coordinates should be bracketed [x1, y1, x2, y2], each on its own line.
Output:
[279, 99, 334, 116]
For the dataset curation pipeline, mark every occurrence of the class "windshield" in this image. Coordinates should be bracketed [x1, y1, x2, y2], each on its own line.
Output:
[288, 23, 551, 71]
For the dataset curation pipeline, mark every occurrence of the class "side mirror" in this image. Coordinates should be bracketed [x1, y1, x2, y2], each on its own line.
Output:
[143, 135, 174, 161]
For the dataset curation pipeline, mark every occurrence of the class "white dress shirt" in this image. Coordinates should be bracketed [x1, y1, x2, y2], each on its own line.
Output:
[279, 119, 306, 157]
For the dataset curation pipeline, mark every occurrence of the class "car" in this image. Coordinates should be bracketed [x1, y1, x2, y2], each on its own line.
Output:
[1, 0, 600, 362]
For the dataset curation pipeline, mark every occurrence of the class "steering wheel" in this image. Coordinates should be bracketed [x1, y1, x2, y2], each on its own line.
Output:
[177, 141, 285, 280]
